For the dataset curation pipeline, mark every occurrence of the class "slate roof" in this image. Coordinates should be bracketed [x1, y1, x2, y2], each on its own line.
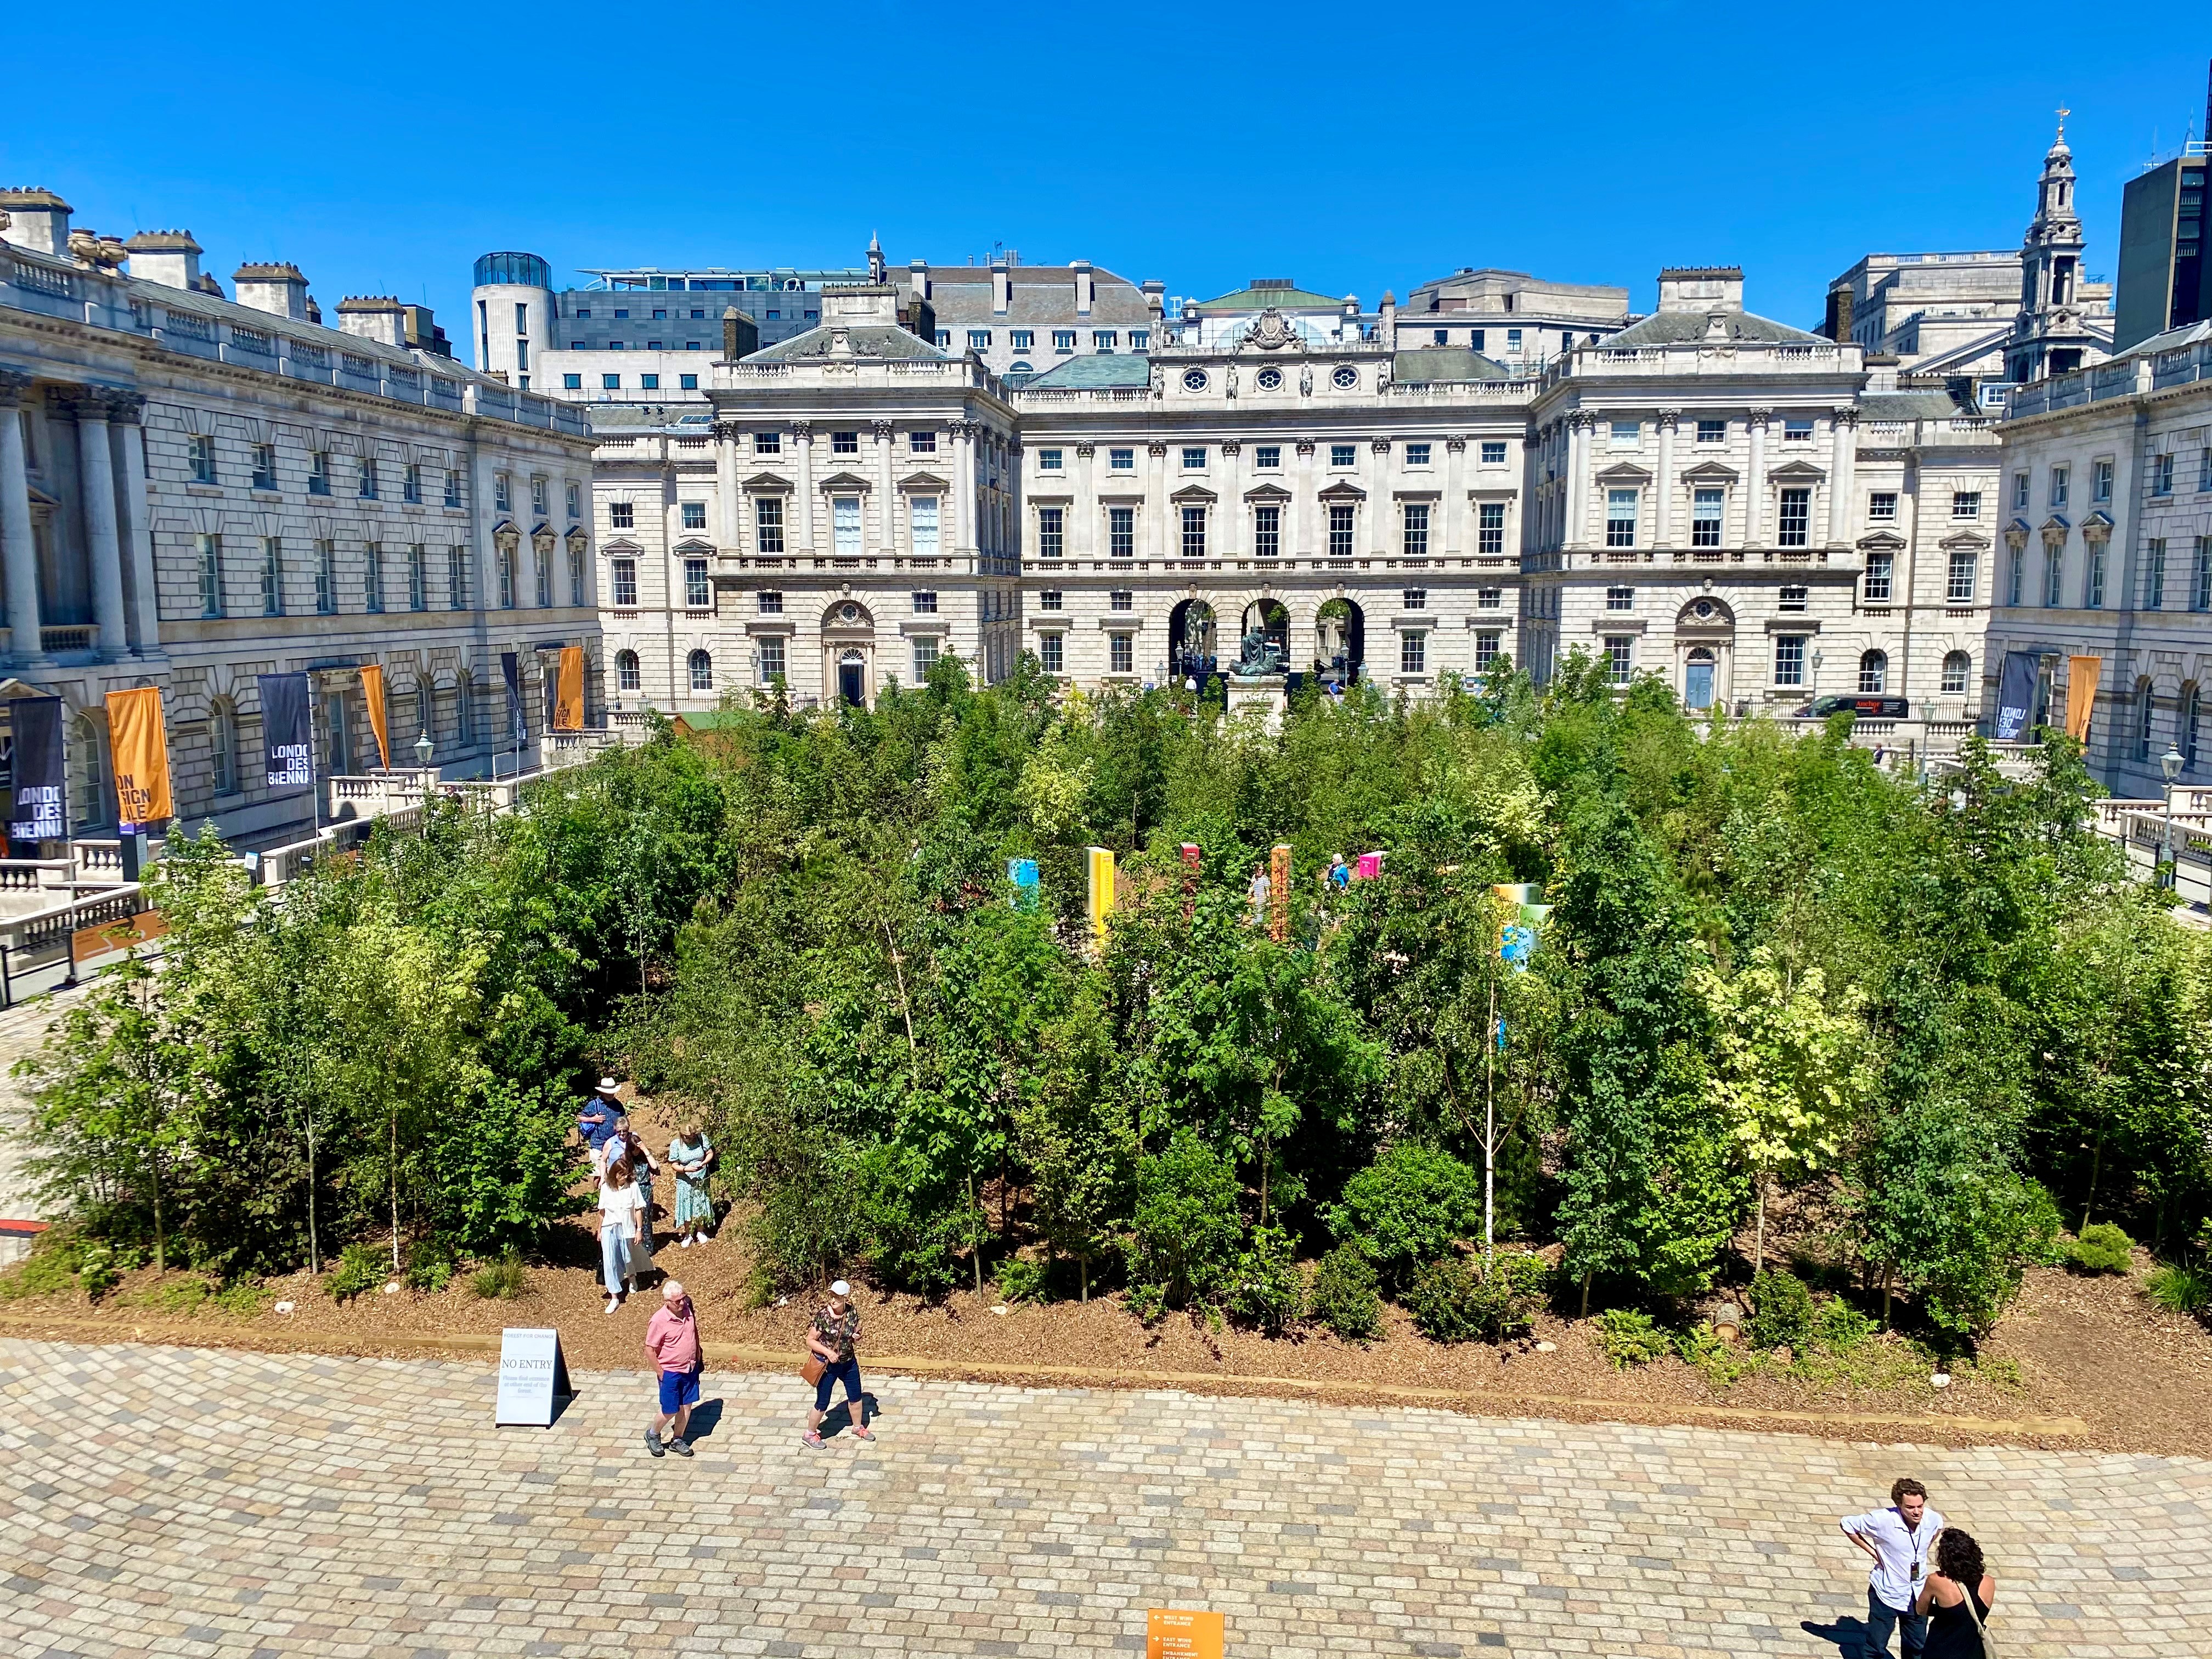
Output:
[1192, 283, 1347, 312]
[1600, 309, 1828, 348]
[925, 267, 1153, 328]
[1019, 352, 1152, 390]
[1858, 391, 1977, 420]
[744, 325, 944, 363]
[1391, 346, 1511, 383]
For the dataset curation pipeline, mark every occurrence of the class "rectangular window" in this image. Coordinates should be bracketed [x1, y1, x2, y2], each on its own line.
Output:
[1403, 588, 1427, 610]
[309, 450, 331, 495]
[564, 482, 578, 521]
[261, 538, 282, 615]
[2151, 453, 2175, 497]
[251, 443, 277, 490]
[1011, 330, 1033, 351]
[2012, 472, 2030, 509]
[910, 430, 937, 454]
[681, 501, 706, 530]
[1328, 504, 1355, 557]
[611, 558, 637, 607]
[563, 373, 583, 389]
[2092, 459, 2114, 503]
[447, 545, 467, 610]
[1774, 634, 1806, 686]
[1401, 631, 1427, 675]
[1254, 505, 1280, 558]
[1256, 445, 1280, 469]
[1779, 584, 1808, 612]
[1109, 448, 1134, 471]
[315, 539, 335, 614]
[1036, 505, 1062, 558]
[405, 463, 424, 504]
[1605, 489, 1638, 548]
[1776, 487, 1812, 548]
[610, 500, 634, 529]
[1692, 487, 1724, 547]
[1605, 585, 1634, 612]
[911, 590, 938, 614]
[1696, 419, 1725, 444]
[1477, 587, 1501, 609]
[831, 432, 859, 455]
[1109, 506, 1134, 556]
[1330, 444, 1356, 467]
[2051, 465, 2069, 506]
[967, 330, 990, 351]
[1182, 447, 1206, 470]
[1479, 500, 1506, 555]
[1604, 636, 1633, 685]
[2045, 549, 2064, 607]
[2006, 546, 2024, 607]
[1609, 421, 1639, 448]
[754, 497, 784, 555]
[1039, 590, 1063, 611]
[364, 542, 385, 613]
[408, 544, 426, 612]
[1470, 329, 1486, 352]
[1948, 549, 1977, 603]
[1868, 491, 1898, 521]
[684, 557, 710, 607]
[911, 636, 939, 681]
[754, 431, 782, 455]
[1053, 330, 1075, 353]
[1110, 589, 1133, 612]
[569, 540, 585, 607]
[498, 547, 515, 609]
[911, 495, 941, 555]
[757, 590, 783, 614]
[832, 496, 861, 554]
[758, 637, 785, 685]
[1952, 490, 1982, 519]
[1475, 631, 1501, 671]
[1131, 329, 1149, 351]
[1181, 506, 1206, 558]
[1109, 633, 1133, 673]
[2143, 539, 2166, 610]
[1039, 449, 1064, 471]
[2085, 546, 2106, 608]
[2201, 449, 2212, 492]
[1039, 633, 1063, 674]
[1864, 551, 1893, 602]
[449, 470, 465, 508]
[189, 433, 217, 484]
[493, 474, 510, 512]
[1506, 328, 1522, 350]
[1480, 441, 1507, 465]
[679, 374, 698, 390]
[1402, 503, 1430, 557]
[1093, 330, 1117, 351]
[1406, 442, 1432, 466]
[602, 374, 621, 390]
[2196, 537, 2212, 610]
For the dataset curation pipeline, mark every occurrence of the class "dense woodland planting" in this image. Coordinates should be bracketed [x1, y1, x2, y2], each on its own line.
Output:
[13, 654, 2212, 1348]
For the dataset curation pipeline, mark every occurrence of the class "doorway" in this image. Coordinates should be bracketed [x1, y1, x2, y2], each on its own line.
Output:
[838, 650, 867, 708]
[1684, 649, 1716, 711]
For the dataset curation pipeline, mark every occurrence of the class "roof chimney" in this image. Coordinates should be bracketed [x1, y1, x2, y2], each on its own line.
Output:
[0, 188, 72, 257]
[1142, 279, 1165, 321]
[336, 295, 408, 348]
[234, 262, 311, 321]
[124, 230, 202, 290]
[1072, 258, 1094, 317]
[990, 256, 1011, 315]
[721, 306, 760, 360]
[1657, 266, 1746, 314]
[1379, 289, 1397, 341]
[909, 257, 929, 301]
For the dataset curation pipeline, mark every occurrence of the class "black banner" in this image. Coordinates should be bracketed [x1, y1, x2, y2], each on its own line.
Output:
[257, 672, 314, 797]
[500, 651, 527, 745]
[8, 696, 65, 846]
[1994, 650, 2040, 741]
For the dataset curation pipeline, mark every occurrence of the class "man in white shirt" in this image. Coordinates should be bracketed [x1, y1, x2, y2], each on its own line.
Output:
[1839, 1476, 1946, 1658]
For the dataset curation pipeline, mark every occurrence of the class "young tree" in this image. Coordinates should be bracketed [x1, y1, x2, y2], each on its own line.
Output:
[1014, 981, 1138, 1300]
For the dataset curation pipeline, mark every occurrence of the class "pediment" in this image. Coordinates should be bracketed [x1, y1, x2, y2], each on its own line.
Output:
[1243, 483, 1293, 503]
[1594, 462, 1654, 484]
[899, 471, 951, 492]
[1857, 530, 1906, 552]
[815, 471, 872, 492]
[1169, 484, 1219, 504]
[601, 538, 644, 555]
[1317, 481, 1367, 501]
[673, 537, 715, 554]
[1938, 530, 1991, 551]
[1766, 460, 1827, 481]
[1679, 460, 1739, 482]
[742, 472, 792, 492]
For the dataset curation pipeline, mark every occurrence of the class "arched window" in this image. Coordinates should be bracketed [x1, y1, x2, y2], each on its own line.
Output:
[1941, 651, 1971, 696]
[688, 649, 713, 691]
[617, 649, 641, 692]
[1858, 650, 1887, 693]
[2184, 682, 2202, 772]
[2136, 678, 2156, 761]
[210, 700, 238, 795]
[70, 714, 110, 834]
[456, 675, 477, 747]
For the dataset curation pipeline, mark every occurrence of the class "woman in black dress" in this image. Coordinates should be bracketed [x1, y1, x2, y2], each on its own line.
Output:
[1913, 1527, 1997, 1658]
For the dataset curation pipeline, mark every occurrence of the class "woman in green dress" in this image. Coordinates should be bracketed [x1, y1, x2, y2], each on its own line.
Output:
[668, 1125, 715, 1246]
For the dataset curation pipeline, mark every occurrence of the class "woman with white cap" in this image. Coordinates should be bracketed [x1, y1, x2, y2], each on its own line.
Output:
[802, 1280, 871, 1448]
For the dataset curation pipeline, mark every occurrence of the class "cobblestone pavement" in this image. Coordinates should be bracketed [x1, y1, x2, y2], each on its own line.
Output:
[4, 1338, 2208, 1658]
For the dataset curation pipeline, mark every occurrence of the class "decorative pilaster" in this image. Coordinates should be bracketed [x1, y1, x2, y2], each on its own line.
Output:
[1827, 408, 1858, 545]
[790, 423, 815, 552]
[0, 369, 47, 662]
[1653, 410, 1679, 547]
[1565, 411, 1593, 549]
[63, 388, 133, 659]
[108, 391, 160, 654]
[872, 420, 897, 556]
[712, 420, 743, 552]
[1745, 409, 1771, 546]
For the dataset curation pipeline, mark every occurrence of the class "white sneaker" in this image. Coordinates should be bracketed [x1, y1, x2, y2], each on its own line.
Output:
[680, 1238, 692, 1249]
[699, 1231, 714, 1244]
[604, 1296, 620, 1314]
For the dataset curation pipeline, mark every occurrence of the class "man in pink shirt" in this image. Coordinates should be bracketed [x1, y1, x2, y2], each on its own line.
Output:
[644, 1280, 703, 1458]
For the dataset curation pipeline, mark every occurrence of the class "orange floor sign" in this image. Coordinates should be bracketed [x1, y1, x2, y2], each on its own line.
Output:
[1147, 1609, 1224, 1659]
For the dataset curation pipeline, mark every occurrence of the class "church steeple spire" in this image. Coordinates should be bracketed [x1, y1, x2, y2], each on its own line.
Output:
[2006, 116, 2105, 383]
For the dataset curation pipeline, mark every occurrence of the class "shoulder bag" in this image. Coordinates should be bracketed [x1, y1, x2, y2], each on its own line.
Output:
[800, 1351, 827, 1386]
[1956, 1580, 1999, 1659]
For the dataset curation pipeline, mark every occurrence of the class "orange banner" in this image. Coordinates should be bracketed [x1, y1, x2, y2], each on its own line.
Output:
[2065, 655, 2101, 743]
[554, 645, 585, 732]
[104, 687, 172, 826]
[359, 664, 390, 769]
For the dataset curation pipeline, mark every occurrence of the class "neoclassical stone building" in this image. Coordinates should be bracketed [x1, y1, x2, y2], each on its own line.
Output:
[0, 188, 600, 845]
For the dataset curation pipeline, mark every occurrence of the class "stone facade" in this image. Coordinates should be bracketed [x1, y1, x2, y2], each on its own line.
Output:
[1991, 320, 2212, 798]
[0, 191, 601, 846]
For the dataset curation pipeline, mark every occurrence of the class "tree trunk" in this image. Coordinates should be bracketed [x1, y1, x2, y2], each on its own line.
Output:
[1483, 979, 1497, 1260]
[391, 1105, 403, 1275]
[2081, 1131, 2104, 1232]
[1259, 1142, 1270, 1226]
[151, 1157, 165, 1272]
[1753, 1170, 1769, 1275]
[1881, 1261, 1894, 1330]
[968, 1172, 984, 1299]
[1579, 1271, 1591, 1319]
[306, 1123, 321, 1277]
[1080, 1254, 1089, 1305]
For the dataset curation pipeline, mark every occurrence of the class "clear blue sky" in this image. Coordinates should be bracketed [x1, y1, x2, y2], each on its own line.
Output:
[5, 4, 2205, 352]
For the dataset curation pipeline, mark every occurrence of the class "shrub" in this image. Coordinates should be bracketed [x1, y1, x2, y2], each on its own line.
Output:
[1126, 1130, 1244, 1311]
[212, 1279, 273, 1316]
[2067, 1222, 2134, 1275]
[1810, 1296, 1876, 1352]
[324, 1243, 386, 1302]
[1228, 1224, 1304, 1336]
[405, 1238, 456, 1294]
[1596, 1307, 1669, 1368]
[1675, 1322, 1762, 1387]
[1747, 1269, 1815, 1351]
[2143, 1265, 2210, 1316]
[995, 1255, 1050, 1305]
[1124, 1281, 1167, 1325]
[0, 1237, 84, 1300]
[1325, 1144, 1482, 1288]
[77, 1241, 124, 1301]
[469, 1251, 529, 1300]
[1307, 1245, 1381, 1342]
[1407, 1250, 1549, 1345]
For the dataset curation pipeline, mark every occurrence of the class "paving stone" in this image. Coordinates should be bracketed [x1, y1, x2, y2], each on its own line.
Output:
[0, 1336, 2207, 1656]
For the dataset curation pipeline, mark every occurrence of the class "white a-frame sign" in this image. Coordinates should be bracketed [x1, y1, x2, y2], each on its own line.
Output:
[495, 1327, 572, 1426]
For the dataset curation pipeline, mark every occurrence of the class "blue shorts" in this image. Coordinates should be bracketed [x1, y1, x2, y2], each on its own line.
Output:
[812, 1354, 862, 1411]
[657, 1367, 701, 1414]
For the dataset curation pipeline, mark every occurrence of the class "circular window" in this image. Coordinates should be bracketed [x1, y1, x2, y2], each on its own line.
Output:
[1692, 600, 1716, 620]
[1182, 368, 1209, 392]
[1331, 365, 1358, 389]
[839, 603, 860, 623]
[1256, 368, 1283, 391]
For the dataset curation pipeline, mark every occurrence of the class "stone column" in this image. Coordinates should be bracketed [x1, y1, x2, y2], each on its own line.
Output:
[1220, 441, 1242, 561]
[0, 369, 47, 662]
[1146, 443, 1167, 561]
[1654, 410, 1678, 547]
[1294, 440, 1315, 558]
[873, 420, 896, 556]
[1827, 408, 1857, 544]
[1745, 410, 1770, 546]
[712, 421, 742, 551]
[111, 392, 160, 654]
[67, 391, 131, 661]
[1566, 414, 1595, 549]
[791, 423, 816, 552]
[1444, 436, 1466, 556]
[1369, 438, 1391, 556]
[951, 420, 978, 560]
[1074, 443, 1095, 561]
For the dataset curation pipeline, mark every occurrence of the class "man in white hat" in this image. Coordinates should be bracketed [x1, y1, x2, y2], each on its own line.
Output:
[802, 1280, 871, 1449]
[578, 1077, 624, 1176]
